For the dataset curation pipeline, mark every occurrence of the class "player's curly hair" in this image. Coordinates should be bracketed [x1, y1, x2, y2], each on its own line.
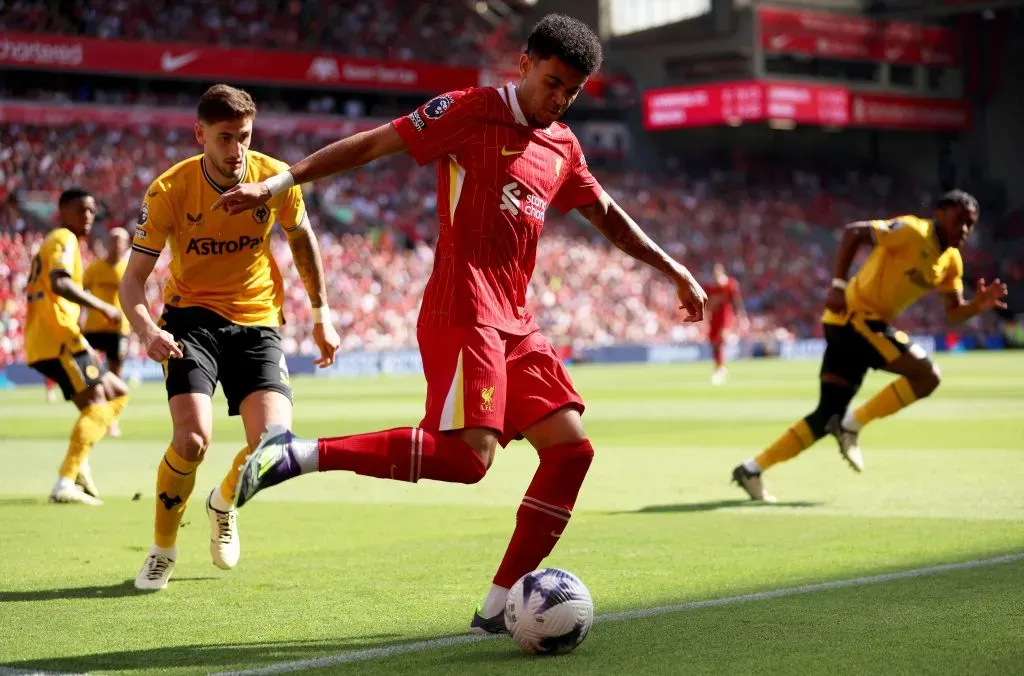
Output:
[58, 187, 92, 207]
[526, 14, 603, 76]
[937, 189, 979, 214]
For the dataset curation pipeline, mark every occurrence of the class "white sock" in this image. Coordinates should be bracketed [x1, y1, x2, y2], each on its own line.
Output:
[743, 458, 762, 474]
[841, 410, 862, 432]
[291, 437, 320, 473]
[54, 476, 75, 492]
[480, 584, 509, 618]
[149, 544, 177, 560]
[208, 487, 233, 513]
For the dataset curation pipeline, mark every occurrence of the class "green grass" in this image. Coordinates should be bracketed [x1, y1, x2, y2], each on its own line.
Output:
[1, 353, 1022, 674]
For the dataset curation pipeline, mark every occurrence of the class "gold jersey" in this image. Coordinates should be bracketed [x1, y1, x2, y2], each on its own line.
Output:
[823, 215, 964, 325]
[82, 258, 129, 334]
[131, 150, 306, 326]
[24, 228, 88, 362]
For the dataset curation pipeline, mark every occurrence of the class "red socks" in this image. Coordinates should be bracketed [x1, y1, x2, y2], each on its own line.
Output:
[318, 427, 487, 484]
[713, 344, 724, 368]
[492, 439, 594, 588]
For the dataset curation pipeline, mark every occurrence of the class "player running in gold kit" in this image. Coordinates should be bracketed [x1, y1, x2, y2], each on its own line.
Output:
[120, 85, 340, 590]
[733, 191, 1008, 501]
[24, 188, 130, 504]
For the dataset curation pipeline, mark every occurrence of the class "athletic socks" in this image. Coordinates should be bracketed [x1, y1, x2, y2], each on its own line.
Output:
[154, 446, 199, 549]
[212, 445, 251, 510]
[492, 440, 594, 589]
[751, 419, 818, 472]
[317, 427, 487, 484]
[845, 378, 918, 432]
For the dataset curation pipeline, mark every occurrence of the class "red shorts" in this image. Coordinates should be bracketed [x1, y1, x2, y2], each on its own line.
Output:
[418, 325, 584, 447]
[709, 314, 734, 344]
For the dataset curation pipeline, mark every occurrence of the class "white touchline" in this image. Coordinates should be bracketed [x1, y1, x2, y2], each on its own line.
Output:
[211, 552, 1023, 676]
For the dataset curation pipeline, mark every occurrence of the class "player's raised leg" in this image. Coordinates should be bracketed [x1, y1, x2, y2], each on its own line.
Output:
[234, 325, 503, 505]
[834, 348, 940, 463]
[135, 393, 213, 591]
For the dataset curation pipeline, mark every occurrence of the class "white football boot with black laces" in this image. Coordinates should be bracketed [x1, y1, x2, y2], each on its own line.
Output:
[207, 489, 240, 570]
[135, 548, 176, 591]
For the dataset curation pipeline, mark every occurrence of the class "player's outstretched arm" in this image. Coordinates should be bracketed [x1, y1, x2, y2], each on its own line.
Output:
[825, 221, 874, 314]
[120, 251, 182, 362]
[50, 270, 120, 323]
[283, 213, 341, 367]
[576, 191, 708, 322]
[212, 124, 408, 215]
[943, 278, 1008, 324]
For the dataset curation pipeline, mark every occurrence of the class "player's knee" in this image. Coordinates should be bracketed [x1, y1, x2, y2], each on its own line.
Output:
[172, 428, 210, 461]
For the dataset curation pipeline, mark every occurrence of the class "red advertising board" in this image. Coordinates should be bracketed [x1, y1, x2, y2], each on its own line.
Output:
[644, 81, 848, 129]
[849, 92, 970, 131]
[0, 100, 381, 135]
[758, 6, 960, 67]
[644, 81, 967, 131]
[0, 32, 611, 98]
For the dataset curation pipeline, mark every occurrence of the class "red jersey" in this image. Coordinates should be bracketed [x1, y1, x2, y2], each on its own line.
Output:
[392, 84, 603, 335]
[706, 277, 740, 322]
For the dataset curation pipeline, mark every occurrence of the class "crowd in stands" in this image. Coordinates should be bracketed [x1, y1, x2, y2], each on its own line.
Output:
[0, 0, 525, 67]
[0, 120, 1013, 368]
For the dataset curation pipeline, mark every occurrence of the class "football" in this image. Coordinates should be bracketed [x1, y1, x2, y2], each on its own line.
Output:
[504, 568, 594, 655]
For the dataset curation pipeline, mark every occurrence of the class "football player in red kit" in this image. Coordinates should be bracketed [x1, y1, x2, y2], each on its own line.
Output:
[706, 263, 747, 385]
[212, 14, 707, 634]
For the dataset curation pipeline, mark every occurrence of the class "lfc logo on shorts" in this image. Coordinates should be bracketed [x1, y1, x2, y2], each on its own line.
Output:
[480, 386, 495, 412]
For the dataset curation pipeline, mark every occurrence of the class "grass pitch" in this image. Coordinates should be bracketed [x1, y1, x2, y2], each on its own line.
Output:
[1, 353, 1022, 674]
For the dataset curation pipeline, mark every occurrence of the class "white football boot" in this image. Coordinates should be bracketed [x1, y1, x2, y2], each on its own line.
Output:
[135, 548, 176, 591]
[207, 489, 240, 570]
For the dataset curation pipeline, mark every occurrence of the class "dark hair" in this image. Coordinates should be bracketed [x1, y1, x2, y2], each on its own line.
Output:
[937, 189, 979, 214]
[526, 13, 603, 76]
[197, 84, 257, 124]
[58, 187, 92, 207]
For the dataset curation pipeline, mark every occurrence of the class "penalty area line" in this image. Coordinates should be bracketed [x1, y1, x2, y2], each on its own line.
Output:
[214, 552, 1024, 675]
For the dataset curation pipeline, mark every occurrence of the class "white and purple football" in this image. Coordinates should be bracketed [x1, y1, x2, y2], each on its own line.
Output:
[504, 568, 594, 655]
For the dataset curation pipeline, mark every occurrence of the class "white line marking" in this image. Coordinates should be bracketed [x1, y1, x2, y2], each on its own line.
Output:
[0, 669, 85, 676]
[213, 552, 1024, 675]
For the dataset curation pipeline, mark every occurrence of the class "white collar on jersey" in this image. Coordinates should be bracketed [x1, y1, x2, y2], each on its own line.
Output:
[498, 83, 530, 126]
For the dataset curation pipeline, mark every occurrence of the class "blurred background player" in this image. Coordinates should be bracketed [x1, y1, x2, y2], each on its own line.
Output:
[121, 85, 341, 591]
[705, 263, 747, 385]
[83, 227, 132, 437]
[214, 14, 707, 634]
[733, 191, 1008, 501]
[23, 188, 130, 504]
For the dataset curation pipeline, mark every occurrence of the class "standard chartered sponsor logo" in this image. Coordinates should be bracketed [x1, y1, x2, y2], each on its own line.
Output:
[0, 38, 83, 65]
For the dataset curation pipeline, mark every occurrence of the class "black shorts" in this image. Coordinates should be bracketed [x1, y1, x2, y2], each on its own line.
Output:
[160, 305, 292, 416]
[821, 314, 918, 388]
[30, 346, 106, 401]
[84, 331, 128, 365]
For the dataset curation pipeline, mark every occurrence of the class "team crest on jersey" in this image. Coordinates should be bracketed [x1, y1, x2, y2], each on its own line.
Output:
[481, 386, 495, 411]
[424, 95, 453, 120]
[137, 203, 149, 225]
[187, 212, 203, 226]
[408, 110, 426, 132]
[252, 205, 271, 225]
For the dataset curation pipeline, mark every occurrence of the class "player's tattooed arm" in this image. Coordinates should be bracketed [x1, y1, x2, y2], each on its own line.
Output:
[284, 213, 328, 308]
[577, 191, 686, 279]
[577, 191, 707, 321]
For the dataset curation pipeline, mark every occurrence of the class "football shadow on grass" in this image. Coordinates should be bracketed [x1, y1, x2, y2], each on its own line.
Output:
[630, 499, 824, 514]
[4, 637, 402, 673]
[0, 577, 217, 602]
